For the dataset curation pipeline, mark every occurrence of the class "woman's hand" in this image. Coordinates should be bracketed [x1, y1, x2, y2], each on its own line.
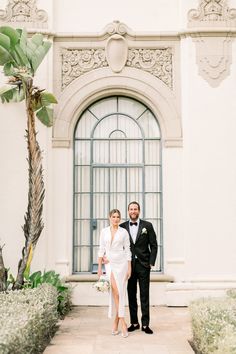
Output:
[126, 261, 131, 280]
[126, 270, 131, 280]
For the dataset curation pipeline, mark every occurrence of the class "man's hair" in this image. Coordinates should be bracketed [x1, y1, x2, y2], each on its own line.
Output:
[128, 201, 140, 211]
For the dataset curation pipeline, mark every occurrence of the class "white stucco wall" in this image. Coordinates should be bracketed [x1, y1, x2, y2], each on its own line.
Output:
[0, 0, 236, 303]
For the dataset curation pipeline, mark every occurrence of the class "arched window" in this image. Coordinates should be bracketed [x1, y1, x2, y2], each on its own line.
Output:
[73, 96, 163, 272]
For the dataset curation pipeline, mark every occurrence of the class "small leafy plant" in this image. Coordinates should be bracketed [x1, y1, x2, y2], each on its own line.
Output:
[23, 270, 72, 318]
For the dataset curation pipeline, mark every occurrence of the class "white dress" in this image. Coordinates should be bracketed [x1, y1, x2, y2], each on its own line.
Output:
[98, 226, 131, 318]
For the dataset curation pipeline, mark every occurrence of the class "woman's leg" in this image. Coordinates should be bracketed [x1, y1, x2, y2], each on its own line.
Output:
[110, 272, 119, 332]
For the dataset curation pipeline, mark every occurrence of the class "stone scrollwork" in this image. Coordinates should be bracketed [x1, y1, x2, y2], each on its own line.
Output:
[188, 0, 236, 26]
[0, 0, 48, 27]
[126, 48, 172, 89]
[104, 20, 129, 36]
[61, 48, 108, 90]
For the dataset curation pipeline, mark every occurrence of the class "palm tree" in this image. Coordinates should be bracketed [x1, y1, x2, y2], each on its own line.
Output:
[0, 26, 57, 289]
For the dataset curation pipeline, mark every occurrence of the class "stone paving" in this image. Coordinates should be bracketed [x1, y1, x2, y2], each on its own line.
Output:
[43, 306, 194, 354]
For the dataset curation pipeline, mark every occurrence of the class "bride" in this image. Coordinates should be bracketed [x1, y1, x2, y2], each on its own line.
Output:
[97, 209, 131, 338]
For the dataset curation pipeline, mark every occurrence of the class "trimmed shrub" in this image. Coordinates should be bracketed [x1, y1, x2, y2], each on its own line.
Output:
[189, 296, 236, 354]
[0, 284, 58, 354]
[24, 270, 72, 318]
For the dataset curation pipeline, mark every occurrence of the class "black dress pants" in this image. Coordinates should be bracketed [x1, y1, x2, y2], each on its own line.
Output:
[127, 259, 150, 326]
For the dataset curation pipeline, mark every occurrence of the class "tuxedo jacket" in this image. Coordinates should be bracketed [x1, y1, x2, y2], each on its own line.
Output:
[120, 219, 158, 268]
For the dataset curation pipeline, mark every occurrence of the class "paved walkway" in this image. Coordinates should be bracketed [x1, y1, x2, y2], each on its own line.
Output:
[44, 306, 194, 354]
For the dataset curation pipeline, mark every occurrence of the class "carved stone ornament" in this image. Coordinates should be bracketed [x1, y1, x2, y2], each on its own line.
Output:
[126, 48, 172, 89]
[104, 20, 130, 36]
[0, 0, 48, 28]
[193, 34, 232, 87]
[61, 48, 108, 90]
[188, 0, 236, 27]
[105, 34, 128, 73]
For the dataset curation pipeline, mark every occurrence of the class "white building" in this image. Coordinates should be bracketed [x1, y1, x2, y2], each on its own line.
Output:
[0, 0, 236, 306]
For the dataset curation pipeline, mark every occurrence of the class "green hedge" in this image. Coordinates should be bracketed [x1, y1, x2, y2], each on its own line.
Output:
[189, 290, 236, 354]
[0, 284, 58, 354]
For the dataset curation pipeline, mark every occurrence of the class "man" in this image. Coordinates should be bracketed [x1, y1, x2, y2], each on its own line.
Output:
[120, 201, 158, 334]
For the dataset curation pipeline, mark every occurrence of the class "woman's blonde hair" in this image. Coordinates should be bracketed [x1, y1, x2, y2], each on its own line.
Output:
[109, 209, 121, 218]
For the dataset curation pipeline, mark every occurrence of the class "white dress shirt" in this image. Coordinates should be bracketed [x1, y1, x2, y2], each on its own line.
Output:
[129, 219, 140, 243]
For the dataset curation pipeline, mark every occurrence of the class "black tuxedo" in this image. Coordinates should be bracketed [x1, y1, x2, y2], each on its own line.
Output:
[120, 219, 158, 326]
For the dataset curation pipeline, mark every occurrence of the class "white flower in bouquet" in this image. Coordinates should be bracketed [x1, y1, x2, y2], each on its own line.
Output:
[93, 275, 110, 292]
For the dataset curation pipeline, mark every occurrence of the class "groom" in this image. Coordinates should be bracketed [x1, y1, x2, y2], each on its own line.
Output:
[120, 201, 158, 334]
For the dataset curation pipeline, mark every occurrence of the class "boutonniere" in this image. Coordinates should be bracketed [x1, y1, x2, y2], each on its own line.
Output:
[141, 227, 147, 235]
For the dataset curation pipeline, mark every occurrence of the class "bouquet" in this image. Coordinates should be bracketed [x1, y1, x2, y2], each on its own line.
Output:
[93, 275, 110, 292]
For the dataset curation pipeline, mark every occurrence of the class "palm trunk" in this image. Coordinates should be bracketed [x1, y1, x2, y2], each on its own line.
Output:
[13, 79, 45, 290]
[0, 245, 7, 291]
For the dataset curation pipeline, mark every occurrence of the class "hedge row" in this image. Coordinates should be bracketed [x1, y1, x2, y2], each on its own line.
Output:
[0, 284, 58, 354]
[189, 290, 236, 354]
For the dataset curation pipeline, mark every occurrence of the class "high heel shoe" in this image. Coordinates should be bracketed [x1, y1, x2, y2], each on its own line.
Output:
[111, 330, 119, 335]
[121, 331, 128, 338]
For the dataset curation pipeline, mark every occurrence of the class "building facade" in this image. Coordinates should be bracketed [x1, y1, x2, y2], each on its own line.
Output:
[0, 0, 236, 305]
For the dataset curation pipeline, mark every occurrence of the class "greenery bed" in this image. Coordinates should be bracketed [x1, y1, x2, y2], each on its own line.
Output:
[189, 290, 236, 354]
[0, 284, 58, 354]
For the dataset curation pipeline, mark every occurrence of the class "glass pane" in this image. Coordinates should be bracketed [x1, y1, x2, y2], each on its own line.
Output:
[89, 97, 117, 119]
[93, 193, 109, 218]
[74, 193, 90, 219]
[75, 111, 97, 138]
[109, 140, 127, 164]
[138, 111, 160, 138]
[145, 166, 160, 192]
[126, 140, 143, 164]
[118, 114, 142, 138]
[145, 193, 161, 218]
[93, 140, 109, 163]
[127, 168, 142, 192]
[110, 168, 126, 192]
[74, 166, 90, 193]
[109, 193, 126, 215]
[93, 168, 109, 193]
[118, 96, 146, 119]
[74, 140, 90, 165]
[74, 246, 90, 272]
[145, 140, 161, 164]
[93, 115, 117, 138]
[74, 220, 90, 246]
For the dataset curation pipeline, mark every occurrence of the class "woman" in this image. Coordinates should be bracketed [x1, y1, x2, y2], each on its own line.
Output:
[98, 209, 131, 338]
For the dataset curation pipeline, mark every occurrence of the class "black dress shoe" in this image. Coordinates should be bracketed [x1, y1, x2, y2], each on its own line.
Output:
[142, 326, 153, 334]
[128, 323, 140, 332]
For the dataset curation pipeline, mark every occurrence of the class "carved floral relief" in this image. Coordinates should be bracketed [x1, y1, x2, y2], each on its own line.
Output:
[126, 48, 172, 89]
[61, 48, 108, 90]
[61, 47, 172, 90]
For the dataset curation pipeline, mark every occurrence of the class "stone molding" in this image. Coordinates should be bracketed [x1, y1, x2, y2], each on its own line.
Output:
[0, 0, 48, 28]
[187, 1, 236, 87]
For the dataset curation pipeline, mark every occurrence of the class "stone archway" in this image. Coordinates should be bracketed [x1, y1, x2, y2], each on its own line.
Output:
[52, 66, 182, 148]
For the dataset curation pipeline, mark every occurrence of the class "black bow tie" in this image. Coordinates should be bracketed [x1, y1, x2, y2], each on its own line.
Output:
[130, 222, 138, 226]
